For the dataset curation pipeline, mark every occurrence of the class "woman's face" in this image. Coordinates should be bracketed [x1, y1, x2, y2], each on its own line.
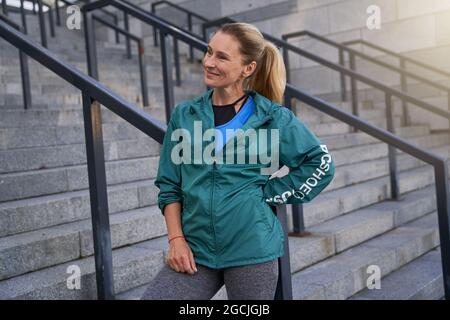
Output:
[203, 31, 255, 89]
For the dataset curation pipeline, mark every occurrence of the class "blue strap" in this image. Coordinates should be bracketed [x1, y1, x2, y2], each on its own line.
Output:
[214, 95, 255, 153]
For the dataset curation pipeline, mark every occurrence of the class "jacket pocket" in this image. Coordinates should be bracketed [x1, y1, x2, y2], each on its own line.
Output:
[252, 194, 274, 232]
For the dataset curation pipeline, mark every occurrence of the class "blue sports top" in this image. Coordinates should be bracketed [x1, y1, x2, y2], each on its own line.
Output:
[214, 94, 255, 153]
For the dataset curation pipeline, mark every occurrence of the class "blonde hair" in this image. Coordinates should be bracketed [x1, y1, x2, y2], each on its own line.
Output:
[216, 22, 286, 104]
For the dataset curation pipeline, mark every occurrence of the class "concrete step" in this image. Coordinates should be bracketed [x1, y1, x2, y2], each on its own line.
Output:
[0, 138, 161, 174]
[0, 155, 159, 202]
[350, 247, 444, 300]
[291, 211, 440, 299]
[0, 205, 166, 281]
[0, 179, 159, 238]
[0, 236, 166, 299]
[0, 122, 151, 150]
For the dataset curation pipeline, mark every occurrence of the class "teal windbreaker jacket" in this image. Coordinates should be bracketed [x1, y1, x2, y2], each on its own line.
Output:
[155, 89, 335, 269]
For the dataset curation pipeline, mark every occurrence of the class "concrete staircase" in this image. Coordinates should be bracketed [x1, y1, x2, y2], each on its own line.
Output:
[0, 8, 448, 300]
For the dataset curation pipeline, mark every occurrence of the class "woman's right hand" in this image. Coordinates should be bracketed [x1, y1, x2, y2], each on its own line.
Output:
[167, 237, 198, 275]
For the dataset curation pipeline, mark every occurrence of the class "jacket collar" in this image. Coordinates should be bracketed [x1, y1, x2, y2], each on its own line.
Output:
[189, 88, 276, 129]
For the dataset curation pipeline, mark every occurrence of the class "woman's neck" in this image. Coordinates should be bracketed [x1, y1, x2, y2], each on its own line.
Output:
[212, 87, 245, 106]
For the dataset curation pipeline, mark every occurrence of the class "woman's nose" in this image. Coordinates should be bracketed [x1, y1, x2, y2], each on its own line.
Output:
[204, 56, 215, 68]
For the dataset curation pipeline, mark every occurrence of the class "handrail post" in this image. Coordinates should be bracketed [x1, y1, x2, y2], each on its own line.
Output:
[19, 50, 31, 109]
[349, 52, 358, 132]
[113, 14, 120, 43]
[48, 4, 55, 37]
[81, 92, 115, 300]
[284, 92, 308, 236]
[151, 3, 158, 47]
[399, 57, 410, 126]
[434, 160, 450, 300]
[274, 205, 293, 300]
[37, 0, 47, 48]
[386, 93, 399, 200]
[20, 0, 27, 33]
[160, 30, 175, 124]
[55, 0, 61, 27]
[138, 39, 149, 107]
[187, 13, 194, 62]
[83, 10, 98, 79]
[202, 22, 207, 41]
[173, 36, 181, 86]
[123, 12, 131, 59]
[339, 47, 347, 101]
[2, 0, 7, 16]
[32, 0, 36, 14]
[281, 35, 291, 84]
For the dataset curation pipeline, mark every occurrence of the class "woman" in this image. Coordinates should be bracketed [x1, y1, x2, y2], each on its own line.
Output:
[141, 22, 334, 300]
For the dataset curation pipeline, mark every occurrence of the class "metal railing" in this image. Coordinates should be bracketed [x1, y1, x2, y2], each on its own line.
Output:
[282, 30, 450, 127]
[0, 15, 166, 300]
[91, 14, 149, 106]
[151, 0, 208, 62]
[283, 83, 450, 300]
[3, 0, 450, 300]
[0, 13, 31, 109]
[343, 38, 450, 82]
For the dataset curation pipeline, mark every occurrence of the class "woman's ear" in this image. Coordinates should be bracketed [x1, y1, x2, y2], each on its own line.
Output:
[243, 61, 257, 78]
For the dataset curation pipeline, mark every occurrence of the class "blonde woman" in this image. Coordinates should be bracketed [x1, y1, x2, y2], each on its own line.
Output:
[141, 22, 334, 300]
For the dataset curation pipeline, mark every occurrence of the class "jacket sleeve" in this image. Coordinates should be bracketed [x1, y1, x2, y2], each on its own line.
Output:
[154, 110, 183, 215]
[262, 108, 335, 205]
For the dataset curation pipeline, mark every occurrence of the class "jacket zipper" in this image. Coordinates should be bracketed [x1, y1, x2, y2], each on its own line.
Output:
[210, 157, 217, 257]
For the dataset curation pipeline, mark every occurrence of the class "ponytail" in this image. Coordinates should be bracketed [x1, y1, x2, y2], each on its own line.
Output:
[245, 41, 286, 104]
[217, 23, 287, 104]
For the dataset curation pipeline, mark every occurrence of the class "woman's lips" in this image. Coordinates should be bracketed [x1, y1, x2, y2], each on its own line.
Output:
[206, 71, 220, 76]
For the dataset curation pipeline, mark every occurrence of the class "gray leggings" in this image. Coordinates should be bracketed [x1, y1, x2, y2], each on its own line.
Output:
[140, 259, 279, 300]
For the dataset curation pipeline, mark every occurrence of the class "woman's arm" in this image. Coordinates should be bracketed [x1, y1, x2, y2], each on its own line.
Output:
[164, 202, 198, 275]
[263, 108, 335, 205]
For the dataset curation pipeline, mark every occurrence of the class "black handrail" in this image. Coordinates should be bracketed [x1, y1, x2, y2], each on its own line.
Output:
[282, 30, 450, 127]
[343, 39, 450, 79]
[0, 16, 166, 300]
[284, 82, 450, 300]
[0, 13, 31, 109]
[151, 0, 208, 62]
[91, 14, 149, 106]
[82, 0, 296, 300]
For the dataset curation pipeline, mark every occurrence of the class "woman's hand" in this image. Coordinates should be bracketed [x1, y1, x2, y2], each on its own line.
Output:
[167, 237, 198, 275]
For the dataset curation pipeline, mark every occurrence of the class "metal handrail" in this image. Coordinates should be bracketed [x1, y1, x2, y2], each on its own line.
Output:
[284, 83, 450, 301]
[282, 30, 450, 127]
[343, 38, 450, 79]
[91, 14, 149, 106]
[151, 0, 208, 62]
[0, 16, 166, 300]
[0, 13, 31, 109]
